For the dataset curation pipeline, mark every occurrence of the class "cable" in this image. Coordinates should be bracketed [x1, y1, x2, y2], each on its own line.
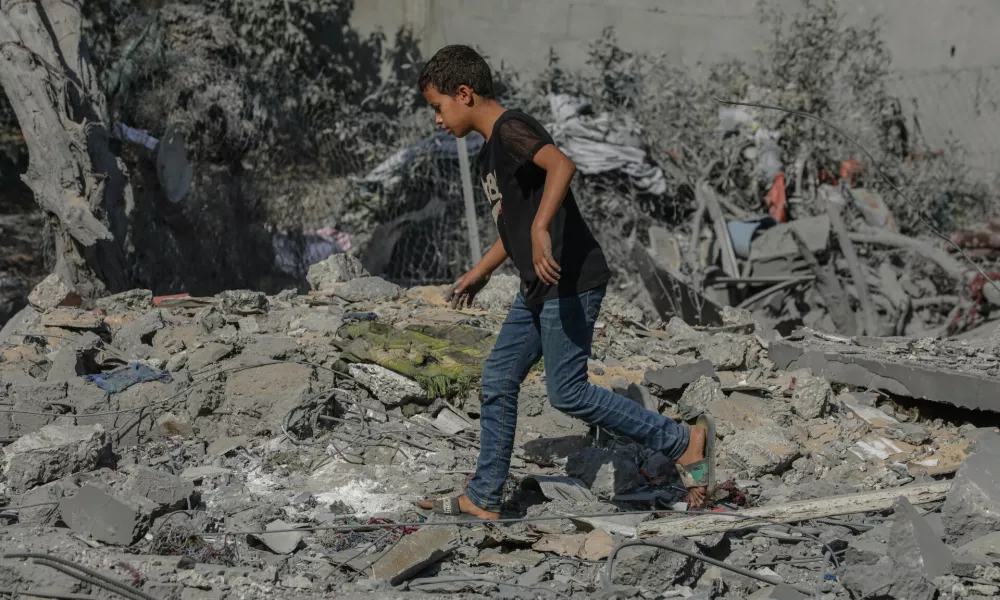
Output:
[0, 588, 100, 600]
[712, 96, 1000, 300]
[601, 539, 815, 596]
[3, 553, 161, 600]
[407, 576, 565, 597]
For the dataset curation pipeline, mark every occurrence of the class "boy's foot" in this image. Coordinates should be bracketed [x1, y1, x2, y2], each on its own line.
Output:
[675, 422, 709, 508]
[417, 494, 500, 520]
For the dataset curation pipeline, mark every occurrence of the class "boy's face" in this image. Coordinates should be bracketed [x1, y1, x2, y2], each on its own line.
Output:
[423, 84, 475, 138]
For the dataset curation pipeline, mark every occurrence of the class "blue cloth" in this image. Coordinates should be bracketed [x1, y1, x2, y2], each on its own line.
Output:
[465, 284, 690, 512]
[727, 216, 777, 259]
[85, 362, 171, 393]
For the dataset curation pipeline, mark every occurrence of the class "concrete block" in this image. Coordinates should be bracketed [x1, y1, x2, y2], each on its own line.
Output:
[28, 273, 82, 311]
[371, 526, 457, 585]
[889, 497, 953, 600]
[40, 308, 104, 330]
[347, 363, 426, 407]
[326, 276, 401, 303]
[707, 391, 771, 438]
[566, 448, 642, 497]
[120, 465, 195, 510]
[942, 431, 1000, 546]
[60, 484, 159, 545]
[2, 423, 106, 494]
[95, 289, 154, 313]
[722, 425, 801, 478]
[186, 343, 234, 373]
[644, 360, 717, 393]
[307, 253, 369, 291]
[218, 290, 268, 314]
[699, 335, 749, 370]
[12, 478, 80, 525]
[113, 310, 165, 358]
[788, 370, 831, 419]
[677, 375, 725, 421]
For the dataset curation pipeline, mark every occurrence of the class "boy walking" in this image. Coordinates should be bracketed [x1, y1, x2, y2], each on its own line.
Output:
[417, 46, 713, 519]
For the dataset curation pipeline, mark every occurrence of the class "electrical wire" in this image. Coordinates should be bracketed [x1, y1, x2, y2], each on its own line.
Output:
[712, 96, 1000, 300]
[601, 539, 815, 595]
[3, 553, 161, 600]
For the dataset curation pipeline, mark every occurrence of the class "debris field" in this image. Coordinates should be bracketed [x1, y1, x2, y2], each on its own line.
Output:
[1, 253, 1000, 600]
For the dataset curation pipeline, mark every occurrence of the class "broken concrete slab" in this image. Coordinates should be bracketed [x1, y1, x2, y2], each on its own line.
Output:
[942, 432, 1000, 546]
[28, 273, 82, 311]
[747, 585, 809, 600]
[347, 363, 426, 407]
[474, 549, 545, 569]
[206, 435, 249, 457]
[307, 253, 369, 291]
[707, 391, 772, 438]
[0, 305, 40, 346]
[185, 342, 234, 373]
[2, 423, 107, 494]
[699, 335, 750, 370]
[325, 276, 402, 303]
[250, 519, 305, 554]
[45, 347, 83, 383]
[113, 310, 165, 358]
[889, 497, 953, 600]
[11, 478, 80, 525]
[180, 466, 233, 483]
[40, 308, 104, 330]
[788, 371, 831, 419]
[677, 375, 726, 421]
[120, 465, 195, 511]
[566, 448, 642, 497]
[59, 483, 160, 545]
[722, 425, 801, 478]
[96, 289, 154, 313]
[644, 360, 717, 393]
[532, 528, 615, 560]
[750, 214, 831, 262]
[611, 536, 707, 589]
[371, 526, 457, 585]
[218, 290, 268, 315]
[770, 339, 1000, 412]
[839, 393, 898, 428]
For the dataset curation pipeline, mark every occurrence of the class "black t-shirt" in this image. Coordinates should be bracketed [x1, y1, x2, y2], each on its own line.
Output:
[478, 110, 611, 305]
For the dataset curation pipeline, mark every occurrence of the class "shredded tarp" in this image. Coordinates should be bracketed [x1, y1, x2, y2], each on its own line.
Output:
[84, 362, 172, 393]
[546, 94, 667, 196]
[339, 321, 496, 398]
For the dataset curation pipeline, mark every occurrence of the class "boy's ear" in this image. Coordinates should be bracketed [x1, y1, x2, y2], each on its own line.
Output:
[456, 84, 474, 105]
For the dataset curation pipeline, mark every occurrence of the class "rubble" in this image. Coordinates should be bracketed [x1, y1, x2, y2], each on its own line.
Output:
[27, 273, 82, 311]
[0, 277, 997, 600]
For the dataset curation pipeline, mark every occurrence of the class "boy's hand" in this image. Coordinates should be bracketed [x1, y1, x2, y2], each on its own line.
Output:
[444, 268, 490, 310]
[531, 226, 561, 285]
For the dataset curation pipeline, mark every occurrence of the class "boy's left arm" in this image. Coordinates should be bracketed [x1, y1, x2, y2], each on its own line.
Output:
[530, 145, 577, 285]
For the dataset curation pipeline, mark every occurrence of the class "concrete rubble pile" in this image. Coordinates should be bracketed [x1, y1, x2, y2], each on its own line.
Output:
[1, 253, 999, 600]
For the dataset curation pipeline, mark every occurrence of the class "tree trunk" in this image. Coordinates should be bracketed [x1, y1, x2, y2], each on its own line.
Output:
[0, 0, 132, 300]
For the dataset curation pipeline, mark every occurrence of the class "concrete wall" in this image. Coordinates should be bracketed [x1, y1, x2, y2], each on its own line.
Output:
[352, 0, 1000, 176]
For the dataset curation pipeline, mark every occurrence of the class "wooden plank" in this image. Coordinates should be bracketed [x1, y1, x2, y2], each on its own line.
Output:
[637, 481, 950, 538]
[697, 183, 739, 278]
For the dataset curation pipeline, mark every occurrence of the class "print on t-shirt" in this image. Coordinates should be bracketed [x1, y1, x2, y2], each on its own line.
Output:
[481, 170, 503, 225]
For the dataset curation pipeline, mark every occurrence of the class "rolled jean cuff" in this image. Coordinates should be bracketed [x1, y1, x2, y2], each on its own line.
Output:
[665, 421, 692, 461]
[464, 487, 498, 512]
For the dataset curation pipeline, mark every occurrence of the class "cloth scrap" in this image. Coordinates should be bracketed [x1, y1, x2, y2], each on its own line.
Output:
[85, 362, 172, 393]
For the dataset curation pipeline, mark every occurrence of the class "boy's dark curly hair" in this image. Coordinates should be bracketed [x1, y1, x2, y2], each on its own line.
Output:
[418, 45, 495, 99]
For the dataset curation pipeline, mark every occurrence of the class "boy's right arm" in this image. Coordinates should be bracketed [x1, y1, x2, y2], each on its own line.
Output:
[473, 238, 508, 278]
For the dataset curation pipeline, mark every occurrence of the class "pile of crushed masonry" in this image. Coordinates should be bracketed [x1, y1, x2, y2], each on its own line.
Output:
[1, 253, 1000, 600]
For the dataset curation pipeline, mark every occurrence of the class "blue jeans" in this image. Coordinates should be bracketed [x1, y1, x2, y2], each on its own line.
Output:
[465, 284, 691, 512]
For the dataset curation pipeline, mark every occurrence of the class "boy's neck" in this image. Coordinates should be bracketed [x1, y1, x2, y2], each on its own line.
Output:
[471, 99, 508, 141]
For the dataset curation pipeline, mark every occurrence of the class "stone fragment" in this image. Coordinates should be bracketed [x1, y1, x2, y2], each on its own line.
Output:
[885, 422, 932, 445]
[838, 393, 898, 428]
[206, 435, 249, 457]
[307, 253, 369, 291]
[644, 360, 717, 394]
[59, 484, 159, 545]
[611, 536, 707, 589]
[40, 308, 103, 330]
[0, 305, 40, 345]
[888, 497, 953, 600]
[95, 289, 154, 313]
[371, 526, 457, 585]
[120, 465, 195, 510]
[677, 375, 725, 421]
[2, 423, 106, 493]
[566, 448, 642, 497]
[706, 391, 771, 438]
[942, 431, 1000, 546]
[113, 310, 165, 357]
[699, 335, 749, 370]
[348, 363, 426, 407]
[788, 371, 831, 419]
[45, 347, 83, 382]
[722, 425, 801, 478]
[28, 273, 82, 310]
[327, 276, 402, 303]
[532, 529, 614, 560]
[180, 466, 232, 483]
[250, 519, 305, 554]
[185, 343, 234, 373]
[12, 478, 80, 525]
[218, 290, 268, 314]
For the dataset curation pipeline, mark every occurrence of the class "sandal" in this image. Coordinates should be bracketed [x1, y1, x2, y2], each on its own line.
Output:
[675, 414, 716, 503]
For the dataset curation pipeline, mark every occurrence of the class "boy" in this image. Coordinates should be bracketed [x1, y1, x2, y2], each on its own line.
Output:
[417, 46, 713, 519]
